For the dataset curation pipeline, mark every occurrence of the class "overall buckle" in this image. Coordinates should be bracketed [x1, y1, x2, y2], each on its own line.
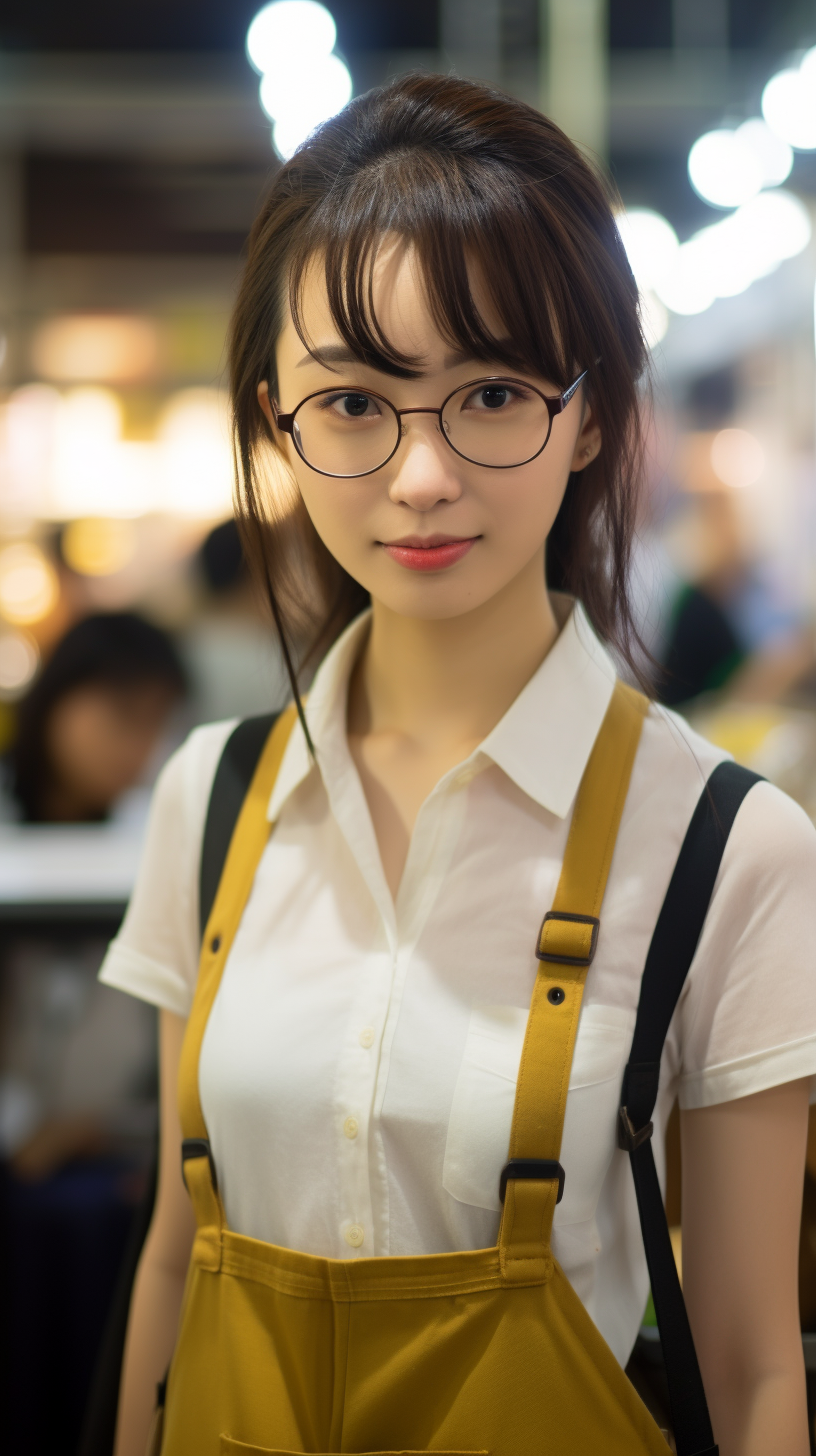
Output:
[499, 1158, 565, 1204]
[536, 911, 600, 966]
[181, 1136, 218, 1190]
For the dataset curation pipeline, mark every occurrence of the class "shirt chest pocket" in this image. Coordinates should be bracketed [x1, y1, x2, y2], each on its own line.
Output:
[442, 1001, 636, 1221]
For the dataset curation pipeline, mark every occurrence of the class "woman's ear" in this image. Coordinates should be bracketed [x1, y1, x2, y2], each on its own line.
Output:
[570, 405, 602, 473]
[257, 380, 276, 433]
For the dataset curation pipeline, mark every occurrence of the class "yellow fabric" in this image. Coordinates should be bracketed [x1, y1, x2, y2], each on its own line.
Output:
[164, 682, 670, 1456]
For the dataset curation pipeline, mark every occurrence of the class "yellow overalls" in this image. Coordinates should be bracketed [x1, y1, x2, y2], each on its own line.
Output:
[161, 680, 671, 1455]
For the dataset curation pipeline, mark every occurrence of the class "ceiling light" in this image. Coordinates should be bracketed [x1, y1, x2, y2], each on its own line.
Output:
[30, 315, 161, 385]
[0, 631, 39, 697]
[0, 544, 59, 626]
[762, 67, 816, 150]
[247, 0, 336, 74]
[688, 129, 763, 209]
[61, 517, 138, 577]
[734, 118, 793, 188]
[616, 209, 679, 293]
[247, 1, 351, 161]
[259, 50, 352, 126]
[710, 429, 765, 488]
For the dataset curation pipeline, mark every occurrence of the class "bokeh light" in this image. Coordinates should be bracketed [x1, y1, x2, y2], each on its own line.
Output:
[247, 0, 336, 73]
[247, 1, 352, 161]
[30, 315, 162, 385]
[688, 130, 763, 209]
[158, 389, 234, 517]
[62, 517, 138, 577]
[762, 66, 816, 151]
[0, 630, 39, 698]
[735, 119, 793, 189]
[651, 190, 811, 317]
[260, 50, 352, 123]
[617, 209, 679, 292]
[710, 428, 765, 489]
[0, 543, 59, 626]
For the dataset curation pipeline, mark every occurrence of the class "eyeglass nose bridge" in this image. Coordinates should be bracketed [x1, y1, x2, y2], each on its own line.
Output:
[395, 405, 445, 440]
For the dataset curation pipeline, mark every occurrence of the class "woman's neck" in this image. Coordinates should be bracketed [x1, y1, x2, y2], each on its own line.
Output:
[348, 552, 560, 756]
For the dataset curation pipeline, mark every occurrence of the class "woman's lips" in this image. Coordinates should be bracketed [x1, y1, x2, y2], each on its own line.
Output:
[381, 536, 478, 572]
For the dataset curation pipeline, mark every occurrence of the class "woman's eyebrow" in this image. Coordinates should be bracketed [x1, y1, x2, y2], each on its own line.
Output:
[295, 344, 508, 371]
[296, 344, 358, 368]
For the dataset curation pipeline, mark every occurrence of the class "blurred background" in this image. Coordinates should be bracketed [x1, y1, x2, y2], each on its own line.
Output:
[2, 1, 816, 1451]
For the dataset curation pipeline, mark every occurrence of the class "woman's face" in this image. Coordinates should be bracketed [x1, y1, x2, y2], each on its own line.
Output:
[261, 240, 600, 622]
[44, 679, 177, 819]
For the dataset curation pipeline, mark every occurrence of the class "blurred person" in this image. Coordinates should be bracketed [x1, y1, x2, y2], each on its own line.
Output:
[658, 490, 811, 709]
[0, 613, 185, 1450]
[181, 518, 290, 725]
[0, 610, 185, 1176]
[4, 611, 186, 823]
[657, 490, 748, 707]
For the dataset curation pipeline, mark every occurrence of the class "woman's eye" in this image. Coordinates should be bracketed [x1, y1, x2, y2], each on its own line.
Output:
[323, 392, 380, 419]
[463, 384, 523, 411]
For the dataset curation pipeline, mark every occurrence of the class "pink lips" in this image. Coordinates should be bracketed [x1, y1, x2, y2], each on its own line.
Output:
[381, 535, 478, 572]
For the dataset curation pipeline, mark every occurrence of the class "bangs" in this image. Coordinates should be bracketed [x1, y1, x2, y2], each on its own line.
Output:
[288, 151, 582, 388]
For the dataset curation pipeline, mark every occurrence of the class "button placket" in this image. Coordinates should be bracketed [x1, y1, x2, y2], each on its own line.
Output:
[333, 945, 391, 1256]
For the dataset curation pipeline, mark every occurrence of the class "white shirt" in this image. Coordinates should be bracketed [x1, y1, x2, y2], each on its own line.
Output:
[100, 603, 816, 1367]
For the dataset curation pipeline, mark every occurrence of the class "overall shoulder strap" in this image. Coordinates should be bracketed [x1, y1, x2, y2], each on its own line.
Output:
[620, 759, 762, 1456]
[499, 680, 648, 1278]
[199, 713, 280, 943]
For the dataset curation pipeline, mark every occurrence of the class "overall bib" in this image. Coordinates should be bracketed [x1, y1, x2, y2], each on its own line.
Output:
[161, 681, 671, 1456]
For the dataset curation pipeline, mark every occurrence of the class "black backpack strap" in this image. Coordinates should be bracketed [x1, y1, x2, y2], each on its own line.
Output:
[199, 713, 279, 941]
[619, 760, 762, 1456]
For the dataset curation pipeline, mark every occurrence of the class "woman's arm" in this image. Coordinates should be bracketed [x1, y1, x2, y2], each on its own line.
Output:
[681, 1077, 810, 1456]
[114, 1010, 196, 1456]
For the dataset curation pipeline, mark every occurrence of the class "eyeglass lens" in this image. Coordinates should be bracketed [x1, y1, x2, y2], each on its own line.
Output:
[291, 380, 552, 476]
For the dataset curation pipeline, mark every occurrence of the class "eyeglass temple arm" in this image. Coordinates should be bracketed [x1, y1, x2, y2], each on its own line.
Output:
[270, 400, 295, 434]
[549, 367, 590, 417]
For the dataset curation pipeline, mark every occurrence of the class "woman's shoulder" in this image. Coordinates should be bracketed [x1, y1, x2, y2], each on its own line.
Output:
[636, 696, 816, 868]
[154, 717, 240, 829]
[631, 701, 816, 1106]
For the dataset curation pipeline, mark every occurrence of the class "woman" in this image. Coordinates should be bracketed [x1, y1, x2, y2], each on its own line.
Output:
[102, 76, 815, 1456]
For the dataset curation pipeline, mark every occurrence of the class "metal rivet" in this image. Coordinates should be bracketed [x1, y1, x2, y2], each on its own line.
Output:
[548, 986, 565, 1005]
[210, 934, 221, 954]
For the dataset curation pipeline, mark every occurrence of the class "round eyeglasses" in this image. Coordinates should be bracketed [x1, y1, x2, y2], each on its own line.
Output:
[271, 370, 589, 478]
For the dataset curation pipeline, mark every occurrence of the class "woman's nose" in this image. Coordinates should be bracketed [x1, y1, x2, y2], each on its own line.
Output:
[386, 416, 463, 510]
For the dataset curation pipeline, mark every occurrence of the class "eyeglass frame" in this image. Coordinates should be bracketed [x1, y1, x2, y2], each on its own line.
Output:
[270, 368, 590, 478]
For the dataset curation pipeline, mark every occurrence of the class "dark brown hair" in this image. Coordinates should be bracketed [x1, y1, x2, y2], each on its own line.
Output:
[229, 72, 648, 712]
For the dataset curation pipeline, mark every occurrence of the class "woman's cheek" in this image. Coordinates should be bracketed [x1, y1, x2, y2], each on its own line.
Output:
[297, 476, 374, 575]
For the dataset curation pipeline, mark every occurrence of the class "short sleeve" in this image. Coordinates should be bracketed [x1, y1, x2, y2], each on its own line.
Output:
[98, 720, 236, 1018]
[676, 779, 816, 1108]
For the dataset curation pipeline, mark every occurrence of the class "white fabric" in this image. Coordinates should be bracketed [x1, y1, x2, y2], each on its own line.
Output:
[100, 603, 816, 1366]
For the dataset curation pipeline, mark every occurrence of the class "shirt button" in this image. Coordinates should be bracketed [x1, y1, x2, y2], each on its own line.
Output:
[344, 1223, 364, 1248]
[343, 1116, 359, 1140]
[359, 1027, 375, 1048]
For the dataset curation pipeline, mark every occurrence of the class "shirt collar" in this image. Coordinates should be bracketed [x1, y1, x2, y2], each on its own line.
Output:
[475, 603, 616, 817]
[267, 601, 617, 823]
[267, 610, 371, 822]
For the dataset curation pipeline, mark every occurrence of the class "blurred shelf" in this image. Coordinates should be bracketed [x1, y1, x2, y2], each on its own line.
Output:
[0, 822, 141, 932]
